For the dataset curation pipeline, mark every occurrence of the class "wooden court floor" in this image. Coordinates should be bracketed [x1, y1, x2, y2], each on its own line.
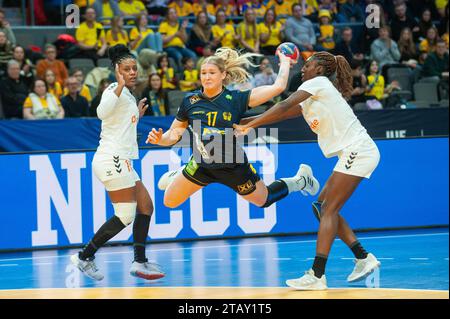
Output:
[0, 287, 448, 299]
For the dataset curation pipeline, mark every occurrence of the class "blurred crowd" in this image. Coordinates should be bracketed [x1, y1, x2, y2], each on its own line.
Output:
[0, 0, 448, 120]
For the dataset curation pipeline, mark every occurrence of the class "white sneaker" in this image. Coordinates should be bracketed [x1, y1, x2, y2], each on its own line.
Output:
[347, 253, 381, 282]
[130, 261, 165, 280]
[157, 166, 184, 190]
[70, 253, 104, 281]
[297, 164, 320, 196]
[286, 269, 328, 290]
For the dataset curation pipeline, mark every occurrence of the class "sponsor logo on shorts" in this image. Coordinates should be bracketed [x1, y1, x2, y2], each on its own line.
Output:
[345, 152, 358, 170]
[237, 179, 255, 195]
[310, 119, 319, 130]
[185, 158, 199, 176]
[106, 170, 113, 177]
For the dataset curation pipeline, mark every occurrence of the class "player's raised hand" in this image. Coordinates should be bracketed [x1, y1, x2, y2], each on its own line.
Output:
[277, 49, 295, 67]
[115, 64, 126, 87]
[138, 97, 148, 117]
[146, 128, 164, 144]
[233, 124, 251, 136]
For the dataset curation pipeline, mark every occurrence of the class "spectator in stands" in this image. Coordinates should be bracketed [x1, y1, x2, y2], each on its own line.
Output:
[398, 28, 419, 67]
[105, 16, 130, 47]
[418, 8, 436, 41]
[348, 59, 367, 107]
[215, 0, 238, 16]
[333, 27, 363, 64]
[0, 30, 13, 77]
[23, 79, 64, 120]
[409, 0, 439, 21]
[242, 0, 266, 17]
[36, 44, 68, 87]
[75, 7, 108, 61]
[438, 3, 449, 37]
[338, 0, 364, 23]
[193, 0, 216, 18]
[146, 0, 169, 16]
[157, 54, 177, 90]
[90, 78, 111, 117]
[422, 40, 449, 80]
[179, 57, 200, 92]
[169, 0, 194, 17]
[61, 76, 90, 117]
[258, 8, 284, 55]
[13, 46, 35, 87]
[0, 8, 16, 46]
[284, 3, 317, 52]
[196, 44, 214, 70]
[236, 8, 260, 53]
[303, 0, 320, 22]
[370, 26, 401, 70]
[64, 68, 93, 103]
[0, 60, 30, 119]
[118, 0, 147, 20]
[253, 57, 277, 87]
[212, 9, 238, 49]
[389, 2, 420, 42]
[319, 0, 338, 20]
[188, 12, 217, 56]
[45, 69, 63, 99]
[419, 26, 440, 54]
[93, 0, 123, 25]
[141, 73, 169, 116]
[436, 0, 449, 17]
[130, 14, 163, 53]
[317, 10, 335, 51]
[365, 60, 401, 107]
[266, 0, 291, 18]
[159, 8, 197, 67]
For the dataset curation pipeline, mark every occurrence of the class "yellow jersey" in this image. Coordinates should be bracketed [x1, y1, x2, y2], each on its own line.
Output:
[105, 29, 129, 47]
[212, 23, 236, 48]
[48, 82, 63, 99]
[193, 3, 216, 16]
[158, 21, 185, 48]
[64, 85, 92, 102]
[215, 4, 236, 16]
[158, 68, 177, 90]
[168, 1, 194, 17]
[319, 25, 335, 50]
[129, 27, 154, 50]
[258, 21, 283, 47]
[237, 22, 259, 48]
[180, 69, 199, 91]
[24, 95, 62, 109]
[118, 0, 146, 15]
[266, 0, 292, 16]
[75, 22, 105, 48]
[366, 74, 385, 100]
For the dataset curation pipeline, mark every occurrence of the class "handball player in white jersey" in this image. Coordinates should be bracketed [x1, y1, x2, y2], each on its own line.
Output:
[234, 51, 381, 290]
[70, 45, 165, 281]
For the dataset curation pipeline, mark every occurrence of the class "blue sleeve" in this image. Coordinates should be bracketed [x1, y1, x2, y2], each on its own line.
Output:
[235, 90, 251, 116]
[175, 97, 189, 122]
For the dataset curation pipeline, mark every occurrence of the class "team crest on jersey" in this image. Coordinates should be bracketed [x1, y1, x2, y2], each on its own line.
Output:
[190, 95, 201, 104]
[225, 94, 232, 100]
[223, 112, 232, 121]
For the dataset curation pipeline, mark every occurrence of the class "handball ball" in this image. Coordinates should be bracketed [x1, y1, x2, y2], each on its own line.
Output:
[276, 42, 300, 63]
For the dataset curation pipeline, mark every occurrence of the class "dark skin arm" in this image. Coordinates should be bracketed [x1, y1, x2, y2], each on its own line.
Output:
[239, 105, 304, 125]
[234, 90, 312, 134]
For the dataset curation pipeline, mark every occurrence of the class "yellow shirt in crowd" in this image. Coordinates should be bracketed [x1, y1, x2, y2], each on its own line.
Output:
[212, 23, 236, 48]
[48, 82, 63, 99]
[158, 22, 185, 48]
[366, 74, 385, 100]
[169, 1, 194, 17]
[237, 22, 259, 48]
[159, 68, 177, 90]
[23, 95, 62, 109]
[215, 4, 236, 16]
[75, 22, 105, 49]
[258, 21, 283, 47]
[63, 85, 92, 103]
[102, 2, 114, 24]
[193, 3, 216, 16]
[105, 30, 130, 47]
[319, 25, 335, 50]
[419, 39, 437, 53]
[266, 0, 293, 16]
[180, 69, 199, 92]
[129, 27, 154, 50]
[118, 0, 146, 15]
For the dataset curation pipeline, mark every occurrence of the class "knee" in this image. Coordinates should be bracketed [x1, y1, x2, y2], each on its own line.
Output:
[320, 202, 339, 217]
[137, 200, 153, 217]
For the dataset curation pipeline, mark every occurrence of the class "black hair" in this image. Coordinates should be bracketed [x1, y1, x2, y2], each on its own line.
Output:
[108, 44, 135, 67]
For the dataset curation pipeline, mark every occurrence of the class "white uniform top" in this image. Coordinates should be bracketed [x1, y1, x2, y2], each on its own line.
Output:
[298, 76, 369, 158]
[96, 82, 140, 159]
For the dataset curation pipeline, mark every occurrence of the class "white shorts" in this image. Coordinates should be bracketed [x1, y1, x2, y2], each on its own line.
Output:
[92, 153, 140, 191]
[334, 137, 380, 179]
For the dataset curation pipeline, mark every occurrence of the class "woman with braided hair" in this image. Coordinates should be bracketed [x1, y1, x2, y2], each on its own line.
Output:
[71, 44, 165, 281]
[234, 51, 381, 290]
[146, 47, 319, 211]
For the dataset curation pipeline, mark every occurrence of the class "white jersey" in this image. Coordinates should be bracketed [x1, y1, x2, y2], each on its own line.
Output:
[298, 76, 369, 158]
[96, 82, 140, 159]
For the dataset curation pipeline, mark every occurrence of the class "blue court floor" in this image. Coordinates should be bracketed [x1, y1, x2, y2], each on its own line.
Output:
[0, 228, 448, 291]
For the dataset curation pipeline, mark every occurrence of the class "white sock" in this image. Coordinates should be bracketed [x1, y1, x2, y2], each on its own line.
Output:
[280, 176, 306, 193]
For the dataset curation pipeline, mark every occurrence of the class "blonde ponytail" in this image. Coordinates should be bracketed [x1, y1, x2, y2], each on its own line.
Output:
[202, 47, 262, 85]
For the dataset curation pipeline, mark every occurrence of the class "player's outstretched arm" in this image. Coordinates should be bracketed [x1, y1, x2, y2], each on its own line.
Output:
[234, 90, 311, 135]
[146, 119, 188, 146]
[247, 53, 292, 107]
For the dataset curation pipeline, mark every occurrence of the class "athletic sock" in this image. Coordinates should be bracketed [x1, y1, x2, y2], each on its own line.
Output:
[280, 176, 306, 193]
[133, 214, 151, 263]
[350, 241, 369, 259]
[79, 215, 126, 260]
[312, 254, 328, 278]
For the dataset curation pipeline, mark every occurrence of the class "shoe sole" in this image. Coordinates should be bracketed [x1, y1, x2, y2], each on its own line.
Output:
[130, 271, 165, 280]
[286, 280, 327, 291]
[347, 261, 381, 283]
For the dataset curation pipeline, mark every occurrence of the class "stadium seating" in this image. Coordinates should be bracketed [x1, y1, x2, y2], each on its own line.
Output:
[68, 58, 96, 76]
[413, 82, 439, 103]
[387, 67, 413, 92]
[167, 90, 186, 115]
[353, 102, 368, 110]
[97, 58, 112, 69]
